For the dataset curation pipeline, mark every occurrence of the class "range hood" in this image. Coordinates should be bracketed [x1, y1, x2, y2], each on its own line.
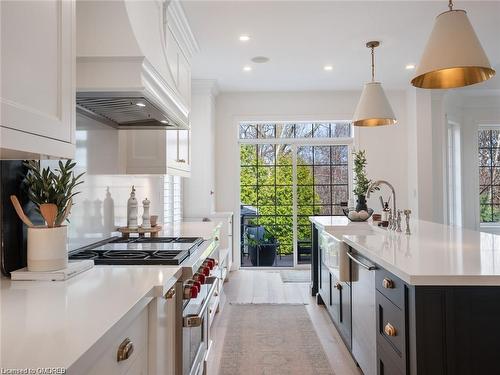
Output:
[76, 0, 190, 130]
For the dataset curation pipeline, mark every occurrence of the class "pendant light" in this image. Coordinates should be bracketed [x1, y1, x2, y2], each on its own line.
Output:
[353, 41, 397, 127]
[411, 0, 496, 89]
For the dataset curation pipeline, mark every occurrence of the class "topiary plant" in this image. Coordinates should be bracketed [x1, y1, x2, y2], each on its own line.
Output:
[353, 149, 377, 197]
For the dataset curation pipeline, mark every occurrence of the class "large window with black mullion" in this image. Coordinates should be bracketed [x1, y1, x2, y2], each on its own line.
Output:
[479, 128, 500, 223]
[296, 144, 349, 243]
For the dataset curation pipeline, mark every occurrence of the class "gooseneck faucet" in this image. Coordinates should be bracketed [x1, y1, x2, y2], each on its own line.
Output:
[366, 180, 397, 229]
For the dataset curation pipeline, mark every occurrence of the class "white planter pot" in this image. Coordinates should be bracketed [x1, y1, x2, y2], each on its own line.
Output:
[27, 226, 68, 272]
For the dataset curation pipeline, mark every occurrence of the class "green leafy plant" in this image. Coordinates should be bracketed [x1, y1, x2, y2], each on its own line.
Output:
[246, 227, 277, 247]
[353, 149, 377, 196]
[24, 160, 85, 226]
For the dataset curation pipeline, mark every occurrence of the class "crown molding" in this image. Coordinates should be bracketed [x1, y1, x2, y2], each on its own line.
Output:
[192, 79, 219, 97]
[167, 0, 199, 61]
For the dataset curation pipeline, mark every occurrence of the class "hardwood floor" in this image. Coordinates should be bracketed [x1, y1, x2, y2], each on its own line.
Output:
[207, 269, 362, 375]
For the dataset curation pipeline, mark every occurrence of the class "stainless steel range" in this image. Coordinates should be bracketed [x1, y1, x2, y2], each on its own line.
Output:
[68, 236, 203, 265]
[69, 235, 221, 375]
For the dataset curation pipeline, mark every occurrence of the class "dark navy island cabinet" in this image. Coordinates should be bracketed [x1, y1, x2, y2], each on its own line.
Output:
[311, 223, 500, 375]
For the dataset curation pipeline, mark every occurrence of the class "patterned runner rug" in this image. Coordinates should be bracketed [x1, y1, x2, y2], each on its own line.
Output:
[219, 304, 334, 375]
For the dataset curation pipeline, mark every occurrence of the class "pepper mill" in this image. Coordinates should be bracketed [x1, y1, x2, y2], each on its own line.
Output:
[403, 209, 412, 235]
[142, 197, 151, 229]
[127, 186, 138, 230]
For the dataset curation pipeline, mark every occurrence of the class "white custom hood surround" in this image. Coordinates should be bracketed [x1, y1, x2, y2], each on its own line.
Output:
[76, 0, 198, 129]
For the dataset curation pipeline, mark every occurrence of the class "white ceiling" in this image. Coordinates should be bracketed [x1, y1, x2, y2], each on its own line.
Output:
[182, 1, 500, 92]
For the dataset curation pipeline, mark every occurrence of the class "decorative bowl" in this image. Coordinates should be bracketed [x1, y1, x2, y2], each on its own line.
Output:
[342, 207, 374, 222]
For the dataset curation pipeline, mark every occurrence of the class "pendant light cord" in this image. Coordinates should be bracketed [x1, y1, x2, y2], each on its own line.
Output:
[371, 46, 375, 82]
[448, 0, 453, 10]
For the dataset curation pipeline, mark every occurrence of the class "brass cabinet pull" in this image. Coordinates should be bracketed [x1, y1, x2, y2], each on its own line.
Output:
[384, 323, 397, 337]
[177, 159, 186, 163]
[382, 278, 394, 289]
[117, 338, 134, 362]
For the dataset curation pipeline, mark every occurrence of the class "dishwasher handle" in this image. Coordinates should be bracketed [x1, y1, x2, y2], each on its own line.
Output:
[347, 252, 377, 271]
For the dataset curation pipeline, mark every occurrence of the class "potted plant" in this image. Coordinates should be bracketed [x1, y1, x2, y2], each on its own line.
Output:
[16, 160, 84, 271]
[246, 226, 278, 266]
[353, 149, 377, 212]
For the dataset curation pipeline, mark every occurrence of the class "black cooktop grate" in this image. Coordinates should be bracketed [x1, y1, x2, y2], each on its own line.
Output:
[68, 236, 203, 265]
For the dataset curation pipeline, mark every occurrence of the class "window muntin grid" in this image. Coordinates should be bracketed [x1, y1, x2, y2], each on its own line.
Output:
[240, 121, 352, 267]
[479, 128, 500, 223]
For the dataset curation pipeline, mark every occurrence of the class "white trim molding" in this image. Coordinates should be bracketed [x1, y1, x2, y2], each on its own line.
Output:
[192, 79, 219, 98]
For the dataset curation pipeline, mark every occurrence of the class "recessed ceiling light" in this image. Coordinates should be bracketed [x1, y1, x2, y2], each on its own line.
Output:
[243, 66, 252, 72]
[160, 120, 168, 124]
[136, 102, 146, 107]
[324, 65, 333, 71]
[239, 35, 251, 42]
[251, 56, 270, 64]
[406, 64, 416, 70]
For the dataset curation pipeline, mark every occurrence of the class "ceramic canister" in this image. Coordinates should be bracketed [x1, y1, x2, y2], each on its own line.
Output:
[27, 226, 68, 271]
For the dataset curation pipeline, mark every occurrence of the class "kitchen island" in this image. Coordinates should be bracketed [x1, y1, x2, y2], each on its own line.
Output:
[0, 266, 181, 373]
[310, 216, 500, 375]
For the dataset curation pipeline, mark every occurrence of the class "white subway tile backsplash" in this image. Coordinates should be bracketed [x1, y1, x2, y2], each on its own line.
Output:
[68, 174, 181, 251]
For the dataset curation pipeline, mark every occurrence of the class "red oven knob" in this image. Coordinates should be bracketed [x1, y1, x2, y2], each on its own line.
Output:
[200, 266, 210, 276]
[186, 280, 201, 293]
[184, 285, 198, 299]
[193, 273, 205, 284]
[207, 257, 218, 266]
[203, 260, 214, 270]
[191, 280, 201, 293]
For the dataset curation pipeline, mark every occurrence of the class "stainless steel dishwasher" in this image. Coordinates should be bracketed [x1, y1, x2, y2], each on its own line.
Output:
[348, 250, 377, 375]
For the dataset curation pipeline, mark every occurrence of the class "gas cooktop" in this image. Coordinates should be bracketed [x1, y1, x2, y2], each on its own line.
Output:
[69, 237, 204, 265]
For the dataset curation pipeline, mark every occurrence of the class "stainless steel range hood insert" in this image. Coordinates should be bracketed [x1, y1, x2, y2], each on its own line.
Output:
[76, 95, 177, 130]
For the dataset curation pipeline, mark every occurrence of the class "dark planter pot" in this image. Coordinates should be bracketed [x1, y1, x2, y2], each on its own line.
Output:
[249, 244, 277, 266]
[356, 195, 368, 211]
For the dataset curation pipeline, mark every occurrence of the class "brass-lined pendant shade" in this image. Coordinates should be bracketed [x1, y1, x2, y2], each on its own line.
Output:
[353, 82, 397, 127]
[412, 7, 496, 89]
[353, 41, 397, 127]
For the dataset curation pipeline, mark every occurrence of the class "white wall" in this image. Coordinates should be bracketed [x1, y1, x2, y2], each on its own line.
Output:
[214, 90, 409, 257]
[445, 91, 500, 232]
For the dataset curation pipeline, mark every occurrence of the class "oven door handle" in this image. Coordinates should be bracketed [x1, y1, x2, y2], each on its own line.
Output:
[347, 251, 377, 271]
[183, 280, 218, 328]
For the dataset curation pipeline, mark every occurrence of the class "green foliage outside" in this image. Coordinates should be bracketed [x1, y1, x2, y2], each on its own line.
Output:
[480, 194, 500, 222]
[240, 144, 320, 255]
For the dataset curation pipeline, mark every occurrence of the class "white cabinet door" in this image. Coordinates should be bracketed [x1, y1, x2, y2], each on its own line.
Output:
[177, 129, 190, 166]
[166, 129, 178, 167]
[123, 129, 190, 176]
[164, 20, 191, 113]
[1, 0, 75, 158]
[86, 305, 149, 375]
[164, 129, 191, 176]
[125, 129, 168, 175]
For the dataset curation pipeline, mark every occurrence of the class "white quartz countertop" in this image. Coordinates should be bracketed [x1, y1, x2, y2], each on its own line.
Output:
[309, 215, 355, 229]
[160, 221, 221, 240]
[0, 265, 182, 370]
[337, 219, 500, 285]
